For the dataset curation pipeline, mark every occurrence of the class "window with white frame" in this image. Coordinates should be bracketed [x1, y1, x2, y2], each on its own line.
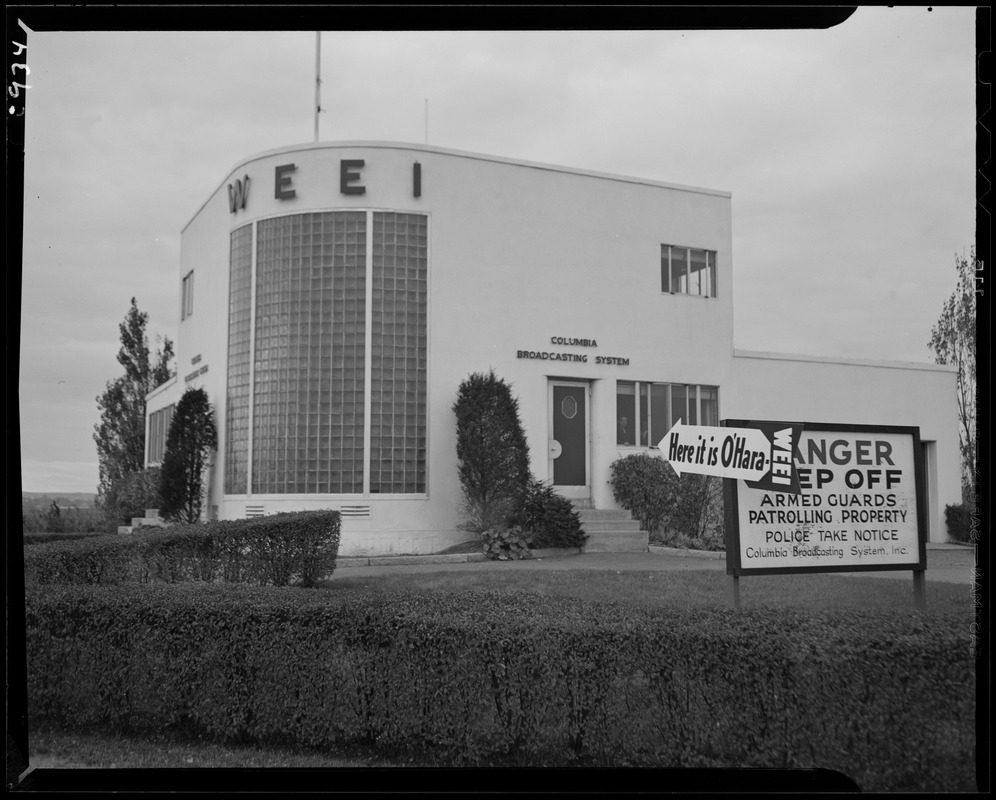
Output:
[181, 271, 194, 320]
[147, 404, 175, 464]
[661, 245, 717, 297]
[616, 381, 719, 447]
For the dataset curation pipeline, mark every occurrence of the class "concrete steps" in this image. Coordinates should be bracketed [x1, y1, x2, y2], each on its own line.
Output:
[574, 503, 648, 553]
[118, 508, 168, 535]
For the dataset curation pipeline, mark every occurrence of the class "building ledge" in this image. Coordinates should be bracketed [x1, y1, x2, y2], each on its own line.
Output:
[732, 348, 956, 373]
[145, 374, 179, 403]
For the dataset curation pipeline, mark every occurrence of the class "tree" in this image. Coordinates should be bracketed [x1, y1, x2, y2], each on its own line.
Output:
[928, 248, 977, 503]
[158, 387, 218, 524]
[453, 370, 531, 533]
[94, 298, 175, 515]
[44, 501, 63, 534]
[105, 467, 164, 527]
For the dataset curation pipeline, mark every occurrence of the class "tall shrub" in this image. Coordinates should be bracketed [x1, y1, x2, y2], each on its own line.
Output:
[608, 453, 679, 535]
[944, 504, 973, 543]
[99, 467, 163, 529]
[670, 473, 725, 550]
[453, 370, 531, 533]
[159, 387, 217, 524]
[609, 454, 725, 550]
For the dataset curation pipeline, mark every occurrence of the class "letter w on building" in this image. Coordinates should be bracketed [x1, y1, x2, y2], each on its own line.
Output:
[228, 175, 250, 213]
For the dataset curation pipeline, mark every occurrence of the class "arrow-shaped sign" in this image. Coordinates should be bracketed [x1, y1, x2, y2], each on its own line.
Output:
[657, 420, 788, 484]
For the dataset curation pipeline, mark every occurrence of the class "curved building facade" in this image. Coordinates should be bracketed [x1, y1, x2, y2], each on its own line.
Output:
[145, 141, 961, 555]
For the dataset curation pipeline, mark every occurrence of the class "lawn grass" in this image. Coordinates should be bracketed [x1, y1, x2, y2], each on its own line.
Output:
[21, 717, 391, 771]
[324, 565, 972, 618]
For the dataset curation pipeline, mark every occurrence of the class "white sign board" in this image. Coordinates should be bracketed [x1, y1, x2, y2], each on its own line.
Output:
[726, 423, 926, 575]
[658, 420, 790, 482]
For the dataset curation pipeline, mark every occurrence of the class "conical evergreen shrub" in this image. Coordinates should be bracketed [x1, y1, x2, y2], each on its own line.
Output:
[453, 370, 531, 533]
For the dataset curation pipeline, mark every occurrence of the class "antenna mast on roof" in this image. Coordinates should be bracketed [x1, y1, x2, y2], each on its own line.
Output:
[314, 32, 322, 142]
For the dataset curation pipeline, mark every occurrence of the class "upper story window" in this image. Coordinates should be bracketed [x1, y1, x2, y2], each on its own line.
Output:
[662, 245, 717, 298]
[616, 381, 719, 448]
[181, 270, 194, 320]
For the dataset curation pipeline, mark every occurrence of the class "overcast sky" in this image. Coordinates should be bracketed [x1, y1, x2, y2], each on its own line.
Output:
[16, 8, 977, 494]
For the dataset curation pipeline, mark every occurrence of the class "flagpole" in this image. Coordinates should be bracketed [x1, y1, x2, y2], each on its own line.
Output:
[314, 32, 322, 142]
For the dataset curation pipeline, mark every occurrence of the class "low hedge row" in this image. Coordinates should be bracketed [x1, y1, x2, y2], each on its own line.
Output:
[22, 532, 106, 546]
[23, 510, 341, 588]
[24, 583, 975, 790]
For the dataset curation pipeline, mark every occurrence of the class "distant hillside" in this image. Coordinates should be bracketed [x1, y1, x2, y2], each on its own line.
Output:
[22, 492, 98, 510]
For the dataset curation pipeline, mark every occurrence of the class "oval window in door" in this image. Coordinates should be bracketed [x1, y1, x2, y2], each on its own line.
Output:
[561, 395, 578, 420]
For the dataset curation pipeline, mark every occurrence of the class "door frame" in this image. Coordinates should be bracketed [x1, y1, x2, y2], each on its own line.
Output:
[548, 379, 591, 500]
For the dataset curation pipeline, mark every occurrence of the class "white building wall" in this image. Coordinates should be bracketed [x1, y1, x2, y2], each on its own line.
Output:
[172, 142, 735, 554]
[726, 350, 961, 542]
[174, 187, 235, 518]
[145, 141, 961, 554]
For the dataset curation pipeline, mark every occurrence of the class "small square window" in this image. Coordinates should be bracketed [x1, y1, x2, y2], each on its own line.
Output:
[661, 245, 717, 298]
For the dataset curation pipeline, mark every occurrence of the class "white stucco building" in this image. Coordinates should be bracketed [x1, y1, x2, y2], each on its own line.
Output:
[145, 141, 961, 555]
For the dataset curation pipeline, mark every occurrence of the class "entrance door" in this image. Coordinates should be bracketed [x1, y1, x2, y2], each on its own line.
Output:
[549, 381, 590, 500]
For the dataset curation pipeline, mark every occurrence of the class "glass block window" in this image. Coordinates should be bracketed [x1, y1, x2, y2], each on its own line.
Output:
[224, 210, 429, 497]
[251, 211, 367, 494]
[147, 404, 175, 465]
[370, 212, 428, 493]
[662, 245, 717, 297]
[224, 224, 253, 493]
[616, 381, 719, 448]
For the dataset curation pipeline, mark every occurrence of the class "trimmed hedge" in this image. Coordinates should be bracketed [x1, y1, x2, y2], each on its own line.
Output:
[22, 532, 106, 546]
[608, 453, 678, 535]
[945, 503, 975, 543]
[609, 454, 724, 550]
[23, 510, 341, 588]
[24, 584, 975, 790]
